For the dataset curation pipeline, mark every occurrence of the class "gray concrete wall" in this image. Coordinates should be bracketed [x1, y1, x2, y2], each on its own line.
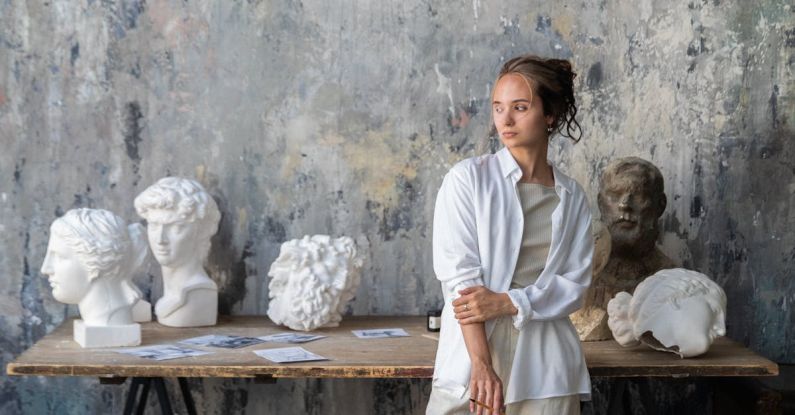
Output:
[1, 0, 792, 413]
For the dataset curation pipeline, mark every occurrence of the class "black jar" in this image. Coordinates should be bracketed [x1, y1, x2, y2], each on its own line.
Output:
[426, 309, 442, 332]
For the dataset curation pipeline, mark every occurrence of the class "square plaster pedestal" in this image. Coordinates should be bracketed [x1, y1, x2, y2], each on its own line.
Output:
[73, 320, 141, 348]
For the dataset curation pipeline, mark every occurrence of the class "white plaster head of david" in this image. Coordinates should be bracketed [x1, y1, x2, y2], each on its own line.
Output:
[135, 177, 221, 327]
[41, 208, 148, 326]
[267, 235, 364, 331]
[607, 268, 727, 358]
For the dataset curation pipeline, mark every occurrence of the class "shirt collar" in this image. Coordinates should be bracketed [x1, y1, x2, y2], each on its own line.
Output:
[496, 147, 573, 195]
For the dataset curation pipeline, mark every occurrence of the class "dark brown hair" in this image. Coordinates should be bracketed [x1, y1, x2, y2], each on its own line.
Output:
[494, 55, 582, 142]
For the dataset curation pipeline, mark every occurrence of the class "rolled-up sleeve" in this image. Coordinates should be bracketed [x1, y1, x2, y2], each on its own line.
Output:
[507, 191, 593, 328]
[433, 166, 485, 299]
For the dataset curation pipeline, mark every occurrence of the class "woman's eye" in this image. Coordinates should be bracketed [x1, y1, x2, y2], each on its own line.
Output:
[514, 105, 527, 111]
[493, 107, 503, 113]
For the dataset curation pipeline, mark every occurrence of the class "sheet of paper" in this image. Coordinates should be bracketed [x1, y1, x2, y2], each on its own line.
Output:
[351, 328, 410, 339]
[115, 344, 212, 361]
[257, 333, 327, 344]
[254, 347, 329, 363]
[179, 334, 266, 349]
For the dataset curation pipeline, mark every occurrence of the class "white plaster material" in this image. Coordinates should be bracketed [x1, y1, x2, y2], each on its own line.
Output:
[74, 320, 141, 348]
[132, 299, 152, 322]
[41, 208, 147, 347]
[607, 268, 727, 358]
[267, 235, 364, 331]
[135, 177, 221, 328]
[127, 223, 152, 323]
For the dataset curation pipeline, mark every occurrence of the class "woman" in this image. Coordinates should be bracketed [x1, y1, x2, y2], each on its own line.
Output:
[428, 55, 593, 415]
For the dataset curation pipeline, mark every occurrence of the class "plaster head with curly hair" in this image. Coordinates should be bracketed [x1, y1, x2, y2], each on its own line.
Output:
[135, 177, 221, 327]
[607, 268, 727, 358]
[267, 235, 364, 331]
[134, 177, 220, 268]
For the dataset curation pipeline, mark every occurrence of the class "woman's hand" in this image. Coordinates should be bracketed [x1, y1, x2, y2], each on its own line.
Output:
[469, 360, 505, 415]
[452, 286, 517, 325]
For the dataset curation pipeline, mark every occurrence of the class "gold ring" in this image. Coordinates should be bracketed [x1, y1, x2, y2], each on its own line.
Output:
[464, 303, 470, 311]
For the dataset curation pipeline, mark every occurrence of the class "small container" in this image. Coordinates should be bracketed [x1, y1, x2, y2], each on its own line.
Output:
[427, 309, 442, 332]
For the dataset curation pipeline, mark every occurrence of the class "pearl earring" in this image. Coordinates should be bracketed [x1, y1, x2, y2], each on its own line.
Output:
[547, 125, 554, 133]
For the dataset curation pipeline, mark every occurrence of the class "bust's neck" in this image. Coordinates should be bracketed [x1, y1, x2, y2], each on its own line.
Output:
[161, 261, 207, 296]
[78, 277, 136, 326]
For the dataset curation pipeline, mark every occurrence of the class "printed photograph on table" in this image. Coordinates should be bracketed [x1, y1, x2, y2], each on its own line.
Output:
[179, 335, 266, 349]
[254, 347, 329, 363]
[258, 333, 327, 344]
[351, 328, 410, 338]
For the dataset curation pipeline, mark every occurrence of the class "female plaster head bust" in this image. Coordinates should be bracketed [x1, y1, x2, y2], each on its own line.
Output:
[607, 268, 727, 358]
[134, 177, 221, 327]
[267, 235, 364, 331]
[41, 208, 147, 327]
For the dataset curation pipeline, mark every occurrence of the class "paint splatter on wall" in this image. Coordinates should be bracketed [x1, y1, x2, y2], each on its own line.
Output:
[0, 1, 792, 413]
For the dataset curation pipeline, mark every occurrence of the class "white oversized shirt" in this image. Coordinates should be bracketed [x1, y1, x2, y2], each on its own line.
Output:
[432, 147, 593, 403]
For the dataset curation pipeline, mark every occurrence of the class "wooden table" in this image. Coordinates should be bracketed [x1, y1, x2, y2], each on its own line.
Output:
[8, 316, 435, 379]
[6, 315, 779, 379]
[6, 316, 779, 414]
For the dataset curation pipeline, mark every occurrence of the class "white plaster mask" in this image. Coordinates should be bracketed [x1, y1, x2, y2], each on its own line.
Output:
[41, 208, 148, 327]
[267, 235, 364, 331]
[607, 268, 727, 358]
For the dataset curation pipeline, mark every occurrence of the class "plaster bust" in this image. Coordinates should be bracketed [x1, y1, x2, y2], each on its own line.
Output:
[267, 235, 364, 331]
[41, 208, 147, 347]
[607, 268, 727, 358]
[135, 177, 221, 327]
[574, 157, 676, 341]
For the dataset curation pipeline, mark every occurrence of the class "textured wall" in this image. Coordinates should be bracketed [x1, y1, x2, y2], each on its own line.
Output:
[0, 0, 792, 413]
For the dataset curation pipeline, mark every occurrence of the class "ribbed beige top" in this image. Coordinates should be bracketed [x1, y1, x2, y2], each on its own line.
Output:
[510, 183, 559, 289]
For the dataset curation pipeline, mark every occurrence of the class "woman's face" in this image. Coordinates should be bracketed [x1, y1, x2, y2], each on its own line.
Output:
[492, 73, 554, 150]
[40, 233, 92, 304]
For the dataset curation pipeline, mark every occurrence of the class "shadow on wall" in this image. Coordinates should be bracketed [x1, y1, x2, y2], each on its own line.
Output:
[207, 189, 249, 315]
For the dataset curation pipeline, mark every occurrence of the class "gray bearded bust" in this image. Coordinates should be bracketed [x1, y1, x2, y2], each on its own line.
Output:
[571, 157, 675, 341]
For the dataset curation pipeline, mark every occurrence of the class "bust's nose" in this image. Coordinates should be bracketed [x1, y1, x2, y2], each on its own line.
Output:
[617, 194, 633, 211]
[41, 253, 53, 277]
[156, 226, 168, 245]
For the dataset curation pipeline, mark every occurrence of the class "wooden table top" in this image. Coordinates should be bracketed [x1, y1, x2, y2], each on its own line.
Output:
[6, 316, 778, 379]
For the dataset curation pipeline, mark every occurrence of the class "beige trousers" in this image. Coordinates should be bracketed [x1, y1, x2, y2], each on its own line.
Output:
[426, 317, 580, 415]
[426, 388, 579, 415]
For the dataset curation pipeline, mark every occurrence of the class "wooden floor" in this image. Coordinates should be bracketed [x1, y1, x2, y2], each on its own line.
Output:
[6, 316, 778, 379]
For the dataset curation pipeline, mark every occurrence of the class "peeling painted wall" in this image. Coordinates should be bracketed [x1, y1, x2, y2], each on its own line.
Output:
[0, 0, 792, 413]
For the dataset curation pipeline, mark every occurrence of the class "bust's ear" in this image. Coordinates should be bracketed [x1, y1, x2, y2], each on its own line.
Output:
[657, 193, 667, 217]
